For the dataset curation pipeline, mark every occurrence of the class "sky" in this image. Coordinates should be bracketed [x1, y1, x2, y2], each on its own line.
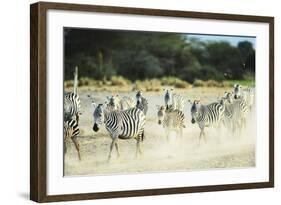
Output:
[186, 34, 256, 48]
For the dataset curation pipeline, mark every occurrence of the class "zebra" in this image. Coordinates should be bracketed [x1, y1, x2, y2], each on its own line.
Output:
[171, 93, 186, 111]
[136, 91, 148, 115]
[221, 92, 241, 135]
[163, 89, 185, 111]
[120, 96, 136, 110]
[64, 119, 81, 160]
[106, 95, 136, 111]
[157, 105, 185, 141]
[233, 84, 254, 111]
[189, 99, 225, 144]
[106, 95, 121, 111]
[164, 88, 173, 109]
[223, 91, 249, 134]
[64, 92, 81, 123]
[92, 103, 146, 161]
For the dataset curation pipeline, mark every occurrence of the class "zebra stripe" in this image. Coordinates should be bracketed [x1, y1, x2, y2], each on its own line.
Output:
[106, 95, 121, 111]
[64, 119, 81, 160]
[64, 92, 81, 123]
[222, 92, 249, 135]
[171, 93, 186, 111]
[157, 105, 185, 141]
[136, 91, 148, 115]
[93, 104, 146, 161]
[190, 100, 225, 144]
[233, 84, 255, 110]
[120, 96, 136, 110]
[164, 89, 173, 109]
[106, 95, 136, 111]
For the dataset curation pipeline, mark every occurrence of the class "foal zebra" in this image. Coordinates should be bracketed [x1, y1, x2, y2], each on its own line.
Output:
[92, 103, 146, 161]
[64, 92, 81, 123]
[189, 99, 225, 144]
[157, 105, 185, 141]
[136, 91, 148, 115]
[64, 119, 81, 160]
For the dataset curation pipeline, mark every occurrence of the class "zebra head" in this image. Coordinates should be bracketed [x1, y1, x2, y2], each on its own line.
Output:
[156, 105, 166, 125]
[93, 103, 105, 132]
[190, 100, 200, 124]
[233, 84, 242, 99]
[106, 95, 120, 111]
[164, 88, 173, 109]
[136, 90, 143, 107]
[224, 92, 233, 103]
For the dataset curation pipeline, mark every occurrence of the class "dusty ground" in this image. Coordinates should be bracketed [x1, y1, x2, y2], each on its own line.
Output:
[64, 87, 256, 176]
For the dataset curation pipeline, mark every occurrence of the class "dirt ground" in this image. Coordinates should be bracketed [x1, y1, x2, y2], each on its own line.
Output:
[64, 87, 256, 176]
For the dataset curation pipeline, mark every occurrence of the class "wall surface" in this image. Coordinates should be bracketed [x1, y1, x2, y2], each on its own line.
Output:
[0, 0, 279, 204]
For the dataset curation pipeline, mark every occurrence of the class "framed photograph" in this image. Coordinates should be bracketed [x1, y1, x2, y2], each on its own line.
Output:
[30, 1, 274, 202]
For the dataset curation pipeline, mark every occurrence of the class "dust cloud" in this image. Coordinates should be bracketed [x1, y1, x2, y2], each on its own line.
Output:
[64, 88, 256, 176]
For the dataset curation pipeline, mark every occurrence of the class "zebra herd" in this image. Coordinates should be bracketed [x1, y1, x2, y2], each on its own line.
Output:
[64, 84, 255, 162]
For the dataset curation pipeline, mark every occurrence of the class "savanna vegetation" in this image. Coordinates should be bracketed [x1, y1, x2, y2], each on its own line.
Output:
[64, 28, 255, 89]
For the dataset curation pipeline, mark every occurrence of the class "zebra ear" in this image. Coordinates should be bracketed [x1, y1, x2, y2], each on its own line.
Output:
[92, 102, 97, 109]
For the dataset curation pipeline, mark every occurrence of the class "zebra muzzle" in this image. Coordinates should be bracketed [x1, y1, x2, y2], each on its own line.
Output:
[191, 119, 196, 124]
[93, 123, 99, 132]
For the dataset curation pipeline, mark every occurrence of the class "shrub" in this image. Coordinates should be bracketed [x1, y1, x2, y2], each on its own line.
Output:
[134, 79, 161, 92]
[79, 77, 90, 86]
[205, 80, 223, 87]
[160, 76, 191, 88]
[111, 76, 131, 86]
[193, 79, 204, 87]
[161, 76, 177, 86]
[64, 80, 74, 88]
[174, 79, 192, 88]
[146, 79, 162, 91]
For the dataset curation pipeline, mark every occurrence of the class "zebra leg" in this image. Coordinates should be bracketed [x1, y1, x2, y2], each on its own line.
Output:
[71, 137, 81, 160]
[138, 139, 143, 155]
[138, 132, 144, 154]
[199, 129, 203, 146]
[108, 138, 117, 162]
[203, 130, 207, 144]
[165, 129, 170, 142]
[135, 140, 140, 158]
[115, 141, 120, 158]
[64, 140, 67, 155]
[135, 136, 143, 158]
[76, 113, 79, 124]
[198, 124, 205, 146]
